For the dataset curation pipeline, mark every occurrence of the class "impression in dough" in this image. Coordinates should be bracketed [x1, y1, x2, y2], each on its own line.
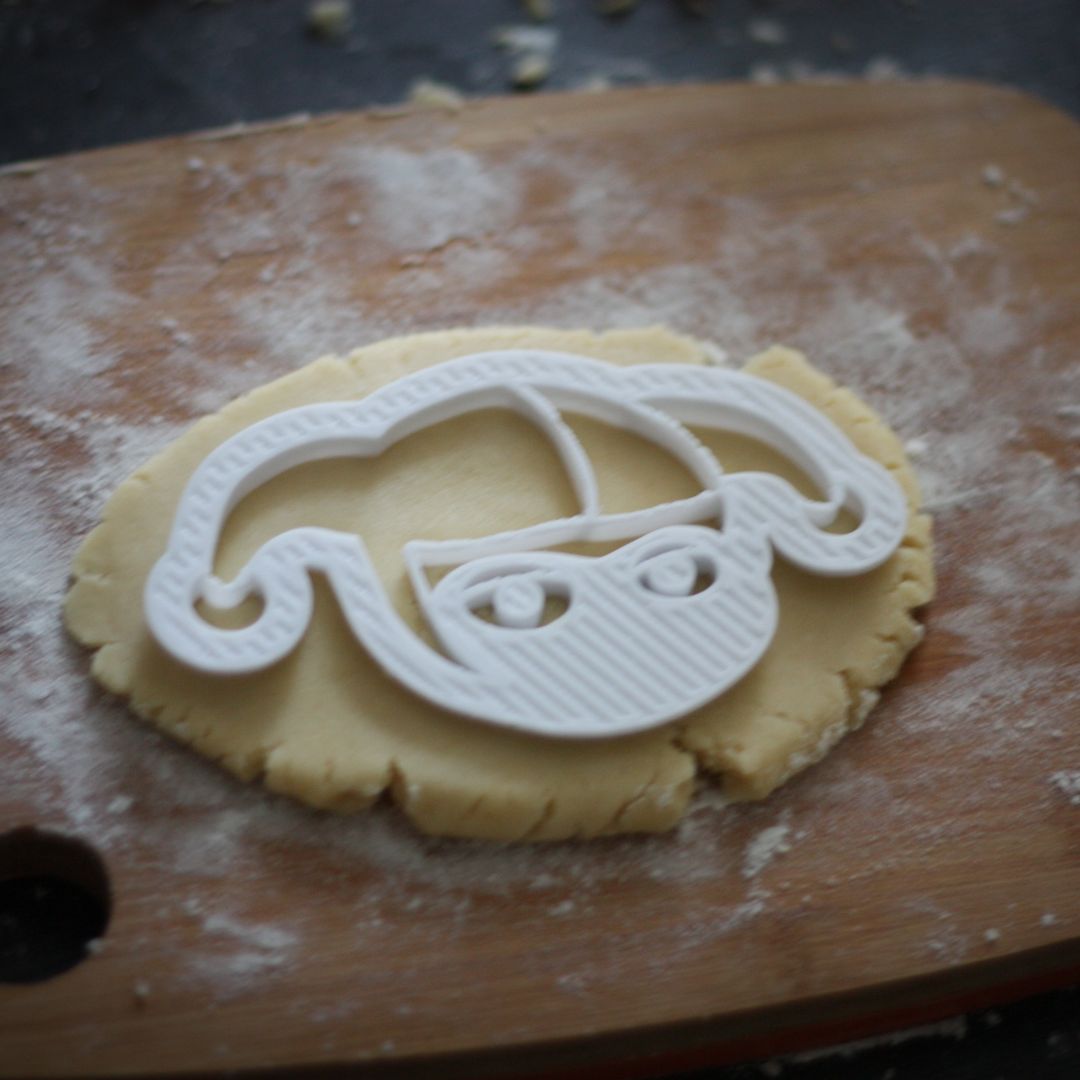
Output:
[65, 327, 934, 841]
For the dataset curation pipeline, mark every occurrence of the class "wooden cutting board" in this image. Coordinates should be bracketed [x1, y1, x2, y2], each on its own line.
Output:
[1, 81, 1078, 1078]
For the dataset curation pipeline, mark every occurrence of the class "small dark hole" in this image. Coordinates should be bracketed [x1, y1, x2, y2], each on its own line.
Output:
[0, 828, 111, 984]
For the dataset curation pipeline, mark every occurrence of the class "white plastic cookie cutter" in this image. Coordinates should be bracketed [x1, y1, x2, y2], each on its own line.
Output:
[145, 350, 907, 738]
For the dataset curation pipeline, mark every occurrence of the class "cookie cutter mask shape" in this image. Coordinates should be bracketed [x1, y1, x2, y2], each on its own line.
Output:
[145, 351, 907, 738]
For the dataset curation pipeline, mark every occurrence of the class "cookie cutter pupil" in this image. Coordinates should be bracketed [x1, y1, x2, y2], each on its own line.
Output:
[492, 578, 547, 629]
[642, 552, 698, 597]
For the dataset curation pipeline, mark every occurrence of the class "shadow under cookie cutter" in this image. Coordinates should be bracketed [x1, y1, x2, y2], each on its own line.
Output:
[145, 350, 907, 738]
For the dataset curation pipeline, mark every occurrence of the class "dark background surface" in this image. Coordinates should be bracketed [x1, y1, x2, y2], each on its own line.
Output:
[1, 2, 1078, 1078]
[1, 0, 1079, 165]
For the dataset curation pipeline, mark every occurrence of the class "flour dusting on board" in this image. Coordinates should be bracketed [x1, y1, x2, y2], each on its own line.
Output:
[742, 821, 793, 879]
[0, 120, 1077, 1009]
[1051, 771, 1080, 806]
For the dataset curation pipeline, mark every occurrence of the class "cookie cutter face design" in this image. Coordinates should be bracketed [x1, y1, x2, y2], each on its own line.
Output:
[145, 351, 908, 738]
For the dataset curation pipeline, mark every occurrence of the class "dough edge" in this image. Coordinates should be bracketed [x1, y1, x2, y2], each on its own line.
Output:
[65, 325, 934, 841]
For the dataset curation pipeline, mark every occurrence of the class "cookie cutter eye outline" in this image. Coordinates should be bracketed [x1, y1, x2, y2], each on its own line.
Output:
[144, 350, 908, 738]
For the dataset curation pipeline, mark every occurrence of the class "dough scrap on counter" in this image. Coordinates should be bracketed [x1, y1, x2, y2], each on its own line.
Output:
[65, 326, 933, 840]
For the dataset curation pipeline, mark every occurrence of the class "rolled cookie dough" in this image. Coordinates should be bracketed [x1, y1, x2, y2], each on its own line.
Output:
[65, 326, 933, 841]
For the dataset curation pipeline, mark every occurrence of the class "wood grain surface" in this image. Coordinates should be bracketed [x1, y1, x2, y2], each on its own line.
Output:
[1, 81, 1078, 1078]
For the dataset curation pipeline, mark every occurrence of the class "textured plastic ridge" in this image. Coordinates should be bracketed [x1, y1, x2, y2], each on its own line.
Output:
[144, 350, 907, 738]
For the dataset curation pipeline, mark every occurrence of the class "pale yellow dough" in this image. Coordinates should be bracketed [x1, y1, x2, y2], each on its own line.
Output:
[65, 327, 933, 840]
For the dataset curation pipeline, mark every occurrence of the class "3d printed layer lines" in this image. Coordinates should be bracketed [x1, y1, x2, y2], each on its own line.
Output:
[145, 351, 906, 737]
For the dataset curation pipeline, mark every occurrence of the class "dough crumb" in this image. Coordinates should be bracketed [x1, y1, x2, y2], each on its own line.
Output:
[698, 339, 729, 366]
[512, 52, 551, 90]
[492, 25, 559, 91]
[306, 0, 351, 41]
[981, 163, 1005, 188]
[407, 78, 466, 112]
[522, 0, 554, 21]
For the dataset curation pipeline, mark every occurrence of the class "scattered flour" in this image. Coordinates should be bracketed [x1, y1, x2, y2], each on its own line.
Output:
[743, 823, 792, 879]
[903, 436, 929, 459]
[200, 912, 298, 954]
[338, 145, 523, 252]
[182, 904, 300, 996]
[996, 205, 1031, 227]
[1049, 772, 1080, 806]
